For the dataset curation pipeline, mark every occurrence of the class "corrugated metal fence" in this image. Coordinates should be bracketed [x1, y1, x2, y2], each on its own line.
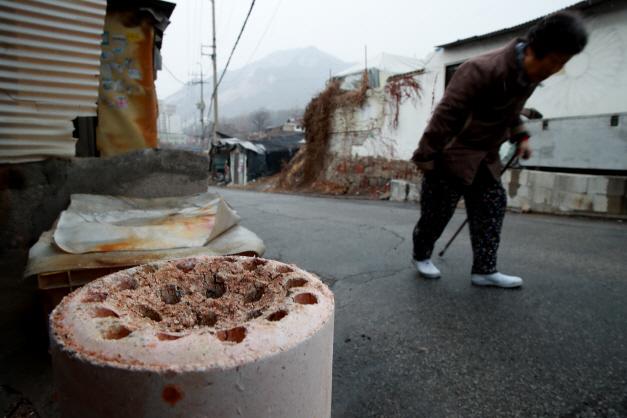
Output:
[0, 0, 106, 163]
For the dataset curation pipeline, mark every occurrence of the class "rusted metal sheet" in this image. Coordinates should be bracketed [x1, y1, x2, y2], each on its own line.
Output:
[0, 0, 106, 163]
[54, 192, 242, 254]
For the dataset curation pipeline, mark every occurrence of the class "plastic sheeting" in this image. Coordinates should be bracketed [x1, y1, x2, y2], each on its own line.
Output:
[25, 224, 265, 278]
[246, 134, 304, 182]
[54, 192, 241, 254]
[25, 192, 265, 278]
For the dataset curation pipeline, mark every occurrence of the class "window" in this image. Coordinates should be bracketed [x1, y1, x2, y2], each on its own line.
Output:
[445, 63, 464, 88]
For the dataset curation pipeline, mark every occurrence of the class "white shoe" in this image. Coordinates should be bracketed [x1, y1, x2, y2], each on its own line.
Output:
[471, 272, 522, 288]
[412, 259, 441, 279]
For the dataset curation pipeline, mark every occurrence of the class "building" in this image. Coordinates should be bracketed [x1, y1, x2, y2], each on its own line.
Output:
[322, 0, 627, 214]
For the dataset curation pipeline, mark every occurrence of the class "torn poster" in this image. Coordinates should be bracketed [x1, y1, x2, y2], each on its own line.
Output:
[101, 78, 114, 91]
[111, 62, 123, 74]
[128, 69, 141, 80]
[101, 50, 114, 61]
[112, 34, 127, 47]
[116, 96, 128, 109]
[114, 79, 126, 93]
[100, 63, 112, 77]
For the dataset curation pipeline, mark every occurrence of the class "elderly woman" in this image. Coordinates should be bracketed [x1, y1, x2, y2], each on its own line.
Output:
[410, 11, 588, 288]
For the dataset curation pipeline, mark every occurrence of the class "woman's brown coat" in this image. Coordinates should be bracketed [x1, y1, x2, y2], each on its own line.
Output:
[411, 38, 537, 185]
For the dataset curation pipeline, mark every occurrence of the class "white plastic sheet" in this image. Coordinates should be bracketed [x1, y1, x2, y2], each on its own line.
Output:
[54, 192, 241, 254]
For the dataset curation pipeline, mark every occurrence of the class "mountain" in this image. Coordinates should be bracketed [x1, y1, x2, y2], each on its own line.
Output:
[164, 46, 355, 127]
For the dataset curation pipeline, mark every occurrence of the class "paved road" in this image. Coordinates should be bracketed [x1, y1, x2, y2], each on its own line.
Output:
[216, 187, 627, 418]
[1, 187, 626, 417]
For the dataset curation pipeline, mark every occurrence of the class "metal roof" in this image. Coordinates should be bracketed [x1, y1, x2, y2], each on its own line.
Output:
[218, 137, 265, 153]
[0, 0, 106, 163]
[437, 0, 610, 49]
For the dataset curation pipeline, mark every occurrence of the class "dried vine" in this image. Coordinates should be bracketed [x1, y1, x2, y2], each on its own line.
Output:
[297, 71, 370, 187]
[385, 75, 422, 131]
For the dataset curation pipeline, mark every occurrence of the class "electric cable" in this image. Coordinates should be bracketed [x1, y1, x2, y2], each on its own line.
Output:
[207, 0, 256, 120]
[162, 63, 188, 85]
[223, 0, 283, 85]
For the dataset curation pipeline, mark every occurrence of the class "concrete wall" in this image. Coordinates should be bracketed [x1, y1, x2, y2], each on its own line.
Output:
[503, 169, 627, 215]
[522, 114, 627, 170]
[0, 149, 211, 280]
[388, 169, 627, 216]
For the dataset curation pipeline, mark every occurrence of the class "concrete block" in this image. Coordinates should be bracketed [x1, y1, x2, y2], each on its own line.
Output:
[555, 174, 588, 194]
[501, 170, 511, 185]
[607, 178, 627, 197]
[509, 168, 528, 186]
[507, 193, 526, 209]
[390, 180, 408, 201]
[554, 191, 594, 212]
[508, 184, 531, 200]
[407, 182, 421, 202]
[527, 171, 556, 189]
[50, 256, 335, 418]
[606, 196, 625, 214]
[530, 187, 554, 206]
[594, 195, 624, 214]
[505, 168, 527, 186]
[587, 177, 609, 195]
[592, 195, 608, 213]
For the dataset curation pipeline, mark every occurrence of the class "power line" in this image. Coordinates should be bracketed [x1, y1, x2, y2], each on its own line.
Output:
[226, 0, 283, 85]
[162, 63, 187, 85]
[207, 0, 256, 119]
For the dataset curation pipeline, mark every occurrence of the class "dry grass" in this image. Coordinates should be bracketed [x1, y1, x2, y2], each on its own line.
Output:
[296, 71, 369, 187]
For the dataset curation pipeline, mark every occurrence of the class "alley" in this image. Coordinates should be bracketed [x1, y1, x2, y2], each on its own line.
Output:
[2, 187, 626, 417]
[216, 187, 627, 418]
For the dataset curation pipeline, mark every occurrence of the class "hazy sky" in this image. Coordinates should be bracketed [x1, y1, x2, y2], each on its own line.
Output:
[156, 0, 577, 99]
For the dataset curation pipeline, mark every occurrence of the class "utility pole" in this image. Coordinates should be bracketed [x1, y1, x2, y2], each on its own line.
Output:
[199, 65, 205, 147]
[203, 0, 218, 145]
[189, 64, 206, 150]
[212, 0, 218, 145]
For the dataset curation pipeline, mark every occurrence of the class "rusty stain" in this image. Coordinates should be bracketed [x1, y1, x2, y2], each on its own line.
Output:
[162, 384, 185, 406]
[145, 213, 216, 227]
[94, 242, 135, 252]
[132, 24, 158, 148]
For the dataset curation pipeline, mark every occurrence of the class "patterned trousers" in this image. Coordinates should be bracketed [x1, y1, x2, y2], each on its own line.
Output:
[412, 164, 507, 274]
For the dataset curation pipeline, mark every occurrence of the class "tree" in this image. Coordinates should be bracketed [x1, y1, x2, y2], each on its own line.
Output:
[250, 109, 271, 132]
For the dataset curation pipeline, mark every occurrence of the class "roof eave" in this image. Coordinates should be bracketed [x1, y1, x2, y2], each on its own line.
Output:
[436, 0, 610, 49]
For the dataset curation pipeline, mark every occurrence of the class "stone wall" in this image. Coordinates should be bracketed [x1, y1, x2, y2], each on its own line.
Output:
[324, 155, 422, 189]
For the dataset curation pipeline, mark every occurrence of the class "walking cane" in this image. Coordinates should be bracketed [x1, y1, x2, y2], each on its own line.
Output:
[437, 152, 519, 257]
